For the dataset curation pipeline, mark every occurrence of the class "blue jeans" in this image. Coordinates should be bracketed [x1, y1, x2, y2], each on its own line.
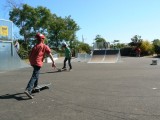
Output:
[26, 65, 41, 93]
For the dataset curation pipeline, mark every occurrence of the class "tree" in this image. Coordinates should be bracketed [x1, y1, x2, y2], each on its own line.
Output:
[48, 15, 79, 49]
[94, 35, 106, 43]
[4, 0, 23, 11]
[77, 42, 91, 54]
[94, 35, 106, 49]
[113, 43, 127, 49]
[64, 16, 79, 41]
[3, 0, 23, 39]
[48, 16, 64, 48]
[129, 35, 142, 46]
[34, 6, 53, 34]
[140, 40, 154, 55]
[152, 39, 160, 55]
[9, 4, 80, 51]
[9, 4, 52, 43]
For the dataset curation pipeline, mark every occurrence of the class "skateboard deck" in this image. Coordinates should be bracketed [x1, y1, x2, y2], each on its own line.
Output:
[56, 68, 68, 72]
[32, 83, 51, 93]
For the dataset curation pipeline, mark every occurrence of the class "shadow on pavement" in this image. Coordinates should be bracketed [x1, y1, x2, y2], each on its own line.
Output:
[40, 70, 68, 74]
[40, 71, 60, 74]
[0, 93, 31, 101]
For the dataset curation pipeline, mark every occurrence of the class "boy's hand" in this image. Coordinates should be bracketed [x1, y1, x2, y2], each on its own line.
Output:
[52, 62, 56, 69]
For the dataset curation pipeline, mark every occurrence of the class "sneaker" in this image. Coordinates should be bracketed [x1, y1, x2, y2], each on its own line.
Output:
[69, 68, 72, 71]
[61, 67, 66, 69]
[34, 85, 40, 89]
[24, 90, 33, 99]
[32, 87, 37, 93]
[33, 86, 41, 92]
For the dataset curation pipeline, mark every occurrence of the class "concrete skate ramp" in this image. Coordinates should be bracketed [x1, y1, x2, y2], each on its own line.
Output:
[88, 49, 121, 63]
[0, 42, 30, 72]
[103, 50, 120, 63]
[88, 50, 105, 63]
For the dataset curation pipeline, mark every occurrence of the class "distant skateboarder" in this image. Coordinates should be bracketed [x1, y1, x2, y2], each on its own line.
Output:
[61, 43, 72, 71]
[135, 47, 141, 57]
[24, 33, 56, 99]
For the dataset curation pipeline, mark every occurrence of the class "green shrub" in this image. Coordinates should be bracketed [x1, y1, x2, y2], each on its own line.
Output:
[120, 47, 134, 56]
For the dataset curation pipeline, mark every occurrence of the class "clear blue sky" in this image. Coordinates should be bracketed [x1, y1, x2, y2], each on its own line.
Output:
[1, 0, 160, 45]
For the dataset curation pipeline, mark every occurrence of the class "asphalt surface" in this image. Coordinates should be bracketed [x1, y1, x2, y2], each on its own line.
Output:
[0, 57, 160, 120]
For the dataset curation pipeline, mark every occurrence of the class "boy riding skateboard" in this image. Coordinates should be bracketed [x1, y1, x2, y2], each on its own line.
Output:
[61, 43, 72, 71]
[24, 33, 56, 99]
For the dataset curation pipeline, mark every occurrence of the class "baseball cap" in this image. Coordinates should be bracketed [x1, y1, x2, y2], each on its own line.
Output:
[35, 33, 45, 41]
[61, 42, 66, 47]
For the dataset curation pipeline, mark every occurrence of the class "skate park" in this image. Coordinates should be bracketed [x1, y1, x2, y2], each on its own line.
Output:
[1, 20, 160, 120]
[1, 55, 160, 120]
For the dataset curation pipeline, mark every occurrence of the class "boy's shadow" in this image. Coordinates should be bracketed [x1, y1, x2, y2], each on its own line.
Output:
[40, 71, 61, 74]
[40, 70, 68, 74]
[0, 93, 31, 101]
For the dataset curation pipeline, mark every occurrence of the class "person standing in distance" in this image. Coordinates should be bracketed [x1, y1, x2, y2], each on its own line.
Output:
[24, 33, 56, 99]
[61, 43, 72, 71]
[14, 40, 20, 52]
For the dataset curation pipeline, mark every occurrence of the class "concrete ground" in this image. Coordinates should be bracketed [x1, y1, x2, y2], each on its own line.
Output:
[0, 57, 160, 120]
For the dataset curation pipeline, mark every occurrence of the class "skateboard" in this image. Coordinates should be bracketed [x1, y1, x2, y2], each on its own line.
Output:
[32, 83, 51, 93]
[56, 68, 68, 72]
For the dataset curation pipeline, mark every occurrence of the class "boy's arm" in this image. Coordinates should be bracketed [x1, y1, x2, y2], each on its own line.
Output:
[69, 51, 72, 58]
[48, 53, 56, 68]
[68, 48, 72, 58]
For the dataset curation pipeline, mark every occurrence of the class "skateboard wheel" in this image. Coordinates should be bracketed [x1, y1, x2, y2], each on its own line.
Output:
[45, 86, 49, 89]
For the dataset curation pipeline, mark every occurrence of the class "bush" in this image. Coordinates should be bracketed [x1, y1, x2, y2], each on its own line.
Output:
[120, 47, 135, 56]
[140, 40, 154, 56]
[18, 47, 29, 59]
